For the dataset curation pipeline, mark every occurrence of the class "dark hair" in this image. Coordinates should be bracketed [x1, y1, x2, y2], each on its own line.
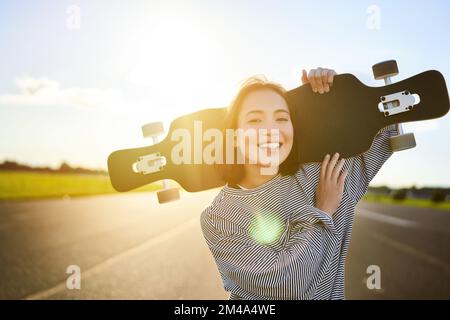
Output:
[218, 75, 299, 185]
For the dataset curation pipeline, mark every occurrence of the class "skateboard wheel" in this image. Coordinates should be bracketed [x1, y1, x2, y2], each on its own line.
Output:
[157, 188, 180, 204]
[389, 133, 416, 152]
[372, 60, 399, 80]
[142, 122, 164, 138]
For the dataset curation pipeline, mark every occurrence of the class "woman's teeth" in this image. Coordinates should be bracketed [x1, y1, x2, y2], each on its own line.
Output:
[258, 142, 281, 149]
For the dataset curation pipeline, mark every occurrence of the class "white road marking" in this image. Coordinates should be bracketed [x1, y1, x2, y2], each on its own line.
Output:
[370, 232, 450, 273]
[357, 209, 418, 228]
[23, 217, 198, 300]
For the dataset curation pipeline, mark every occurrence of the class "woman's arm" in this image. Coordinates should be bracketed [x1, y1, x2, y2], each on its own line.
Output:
[343, 124, 398, 204]
[200, 206, 338, 299]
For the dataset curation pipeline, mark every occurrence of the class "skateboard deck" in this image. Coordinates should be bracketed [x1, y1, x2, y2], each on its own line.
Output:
[108, 70, 449, 192]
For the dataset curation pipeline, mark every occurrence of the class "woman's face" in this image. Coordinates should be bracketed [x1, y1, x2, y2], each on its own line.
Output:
[236, 88, 294, 169]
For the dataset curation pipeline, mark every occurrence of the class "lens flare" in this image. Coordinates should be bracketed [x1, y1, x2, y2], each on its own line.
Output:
[248, 211, 284, 245]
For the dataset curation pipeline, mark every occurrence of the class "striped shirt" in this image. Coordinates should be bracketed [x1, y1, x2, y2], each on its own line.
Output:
[200, 125, 397, 300]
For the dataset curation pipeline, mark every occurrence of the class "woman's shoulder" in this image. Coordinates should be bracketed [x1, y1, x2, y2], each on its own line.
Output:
[200, 190, 223, 233]
[200, 186, 256, 228]
[201, 189, 224, 215]
[200, 188, 251, 240]
[294, 162, 321, 181]
[200, 188, 233, 222]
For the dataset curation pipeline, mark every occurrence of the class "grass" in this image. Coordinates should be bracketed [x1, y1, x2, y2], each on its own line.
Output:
[2, 171, 448, 211]
[0, 170, 163, 201]
[363, 194, 450, 211]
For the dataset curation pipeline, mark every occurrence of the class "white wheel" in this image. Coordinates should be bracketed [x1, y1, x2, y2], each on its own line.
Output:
[389, 133, 416, 152]
[141, 122, 164, 139]
[157, 188, 180, 204]
[372, 60, 399, 80]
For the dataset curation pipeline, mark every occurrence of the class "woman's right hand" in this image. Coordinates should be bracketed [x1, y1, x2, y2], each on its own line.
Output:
[315, 153, 348, 216]
[301, 68, 337, 93]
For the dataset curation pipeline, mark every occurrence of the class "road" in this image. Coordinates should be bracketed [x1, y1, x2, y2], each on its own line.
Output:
[0, 190, 449, 300]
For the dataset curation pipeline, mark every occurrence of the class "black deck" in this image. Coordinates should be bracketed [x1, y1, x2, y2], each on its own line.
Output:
[108, 70, 449, 192]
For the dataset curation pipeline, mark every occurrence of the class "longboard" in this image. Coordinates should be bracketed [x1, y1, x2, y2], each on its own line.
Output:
[108, 70, 449, 193]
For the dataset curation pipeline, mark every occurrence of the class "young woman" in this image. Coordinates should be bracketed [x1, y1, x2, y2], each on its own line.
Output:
[200, 68, 397, 300]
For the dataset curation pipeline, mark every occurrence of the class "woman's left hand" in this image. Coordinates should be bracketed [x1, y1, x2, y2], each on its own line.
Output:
[301, 68, 337, 94]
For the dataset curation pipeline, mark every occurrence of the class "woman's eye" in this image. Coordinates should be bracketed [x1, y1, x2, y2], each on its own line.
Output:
[248, 119, 262, 123]
[276, 118, 289, 122]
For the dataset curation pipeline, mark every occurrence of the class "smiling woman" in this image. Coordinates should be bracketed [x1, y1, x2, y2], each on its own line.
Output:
[200, 68, 400, 300]
[219, 76, 299, 188]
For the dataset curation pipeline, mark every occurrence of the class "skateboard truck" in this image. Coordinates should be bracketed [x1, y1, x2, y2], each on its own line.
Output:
[377, 90, 420, 116]
[138, 122, 180, 204]
[372, 60, 417, 151]
[134, 152, 166, 175]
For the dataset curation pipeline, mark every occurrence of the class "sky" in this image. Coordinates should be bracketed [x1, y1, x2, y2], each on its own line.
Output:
[0, 0, 449, 188]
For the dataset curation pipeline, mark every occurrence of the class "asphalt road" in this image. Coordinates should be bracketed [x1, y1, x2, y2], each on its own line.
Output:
[0, 190, 449, 300]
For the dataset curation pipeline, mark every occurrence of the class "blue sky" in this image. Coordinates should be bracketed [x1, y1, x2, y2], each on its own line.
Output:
[0, 0, 449, 188]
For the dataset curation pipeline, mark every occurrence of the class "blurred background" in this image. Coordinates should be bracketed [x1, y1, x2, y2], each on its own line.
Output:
[0, 0, 449, 299]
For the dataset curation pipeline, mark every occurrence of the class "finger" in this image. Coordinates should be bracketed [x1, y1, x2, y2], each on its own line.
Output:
[315, 68, 324, 94]
[321, 69, 330, 92]
[338, 169, 348, 190]
[308, 69, 318, 93]
[326, 152, 340, 179]
[328, 70, 336, 87]
[320, 154, 330, 179]
[301, 69, 309, 84]
[332, 158, 345, 182]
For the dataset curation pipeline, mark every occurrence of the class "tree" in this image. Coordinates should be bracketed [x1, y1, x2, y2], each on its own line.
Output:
[391, 189, 407, 201]
[431, 190, 446, 204]
[59, 162, 72, 172]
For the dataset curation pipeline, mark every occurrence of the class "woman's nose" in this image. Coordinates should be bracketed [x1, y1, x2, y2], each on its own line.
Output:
[258, 129, 281, 142]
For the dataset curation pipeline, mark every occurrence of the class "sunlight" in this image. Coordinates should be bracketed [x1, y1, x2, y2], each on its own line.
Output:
[126, 18, 234, 122]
